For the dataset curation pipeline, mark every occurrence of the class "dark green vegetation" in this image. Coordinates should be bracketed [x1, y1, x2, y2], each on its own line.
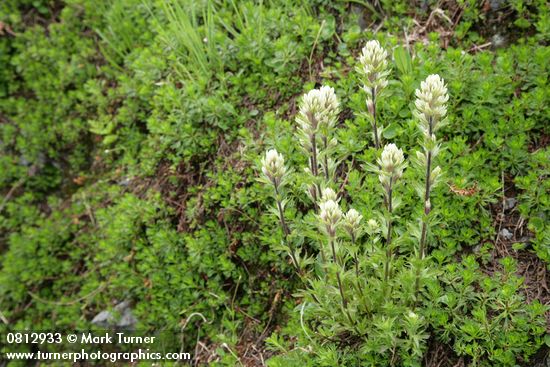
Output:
[0, 0, 549, 366]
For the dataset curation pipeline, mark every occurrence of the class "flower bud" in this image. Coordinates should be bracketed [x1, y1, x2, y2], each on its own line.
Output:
[357, 40, 389, 99]
[296, 86, 340, 134]
[343, 208, 363, 240]
[430, 166, 442, 184]
[319, 199, 342, 238]
[366, 219, 380, 235]
[320, 187, 338, 203]
[425, 199, 431, 215]
[377, 144, 406, 187]
[261, 149, 286, 186]
[414, 74, 449, 133]
[415, 150, 426, 165]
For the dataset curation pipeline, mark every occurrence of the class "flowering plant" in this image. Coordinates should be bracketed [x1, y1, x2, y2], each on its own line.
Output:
[260, 42, 452, 364]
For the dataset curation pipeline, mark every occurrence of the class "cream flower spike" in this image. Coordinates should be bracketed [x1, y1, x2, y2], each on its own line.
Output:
[359, 40, 388, 75]
[343, 208, 363, 239]
[261, 149, 286, 185]
[319, 199, 342, 237]
[379, 143, 405, 175]
[358, 40, 389, 94]
[414, 74, 449, 132]
[320, 187, 338, 203]
[377, 143, 406, 189]
[297, 86, 340, 133]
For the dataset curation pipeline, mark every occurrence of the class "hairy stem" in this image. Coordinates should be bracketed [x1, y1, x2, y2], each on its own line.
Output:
[274, 184, 299, 270]
[351, 234, 364, 298]
[311, 134, 319, 177]
[415, 116, 435, 301]
[371, 89, 380, 149]
[322, 135, 330, 181]
[419, 116, 434, 260]
[330, 238, 354, 325]
[418, 150, 432, 259]
[309, 133, 323, 205]
[383, 180, 393, 283]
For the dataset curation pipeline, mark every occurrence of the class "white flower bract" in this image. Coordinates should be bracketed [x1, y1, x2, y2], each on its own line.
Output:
[320, 187, 338, 203]
[343, 208, 362, 239]
[366, 219, 380, 234]
[357, 40, 389, 97]
[319, 199, 342, 237]
[261, 149, 286, 184]
[379, 143, 405, 174]
[296, 85, 340, 134]
[377, 143, 406, 189]
[414, 74, 449, 133]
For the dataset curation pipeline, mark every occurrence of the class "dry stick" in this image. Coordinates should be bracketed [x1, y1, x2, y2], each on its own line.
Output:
[307, 20, 325, 82]
[0, 176, 25, 213]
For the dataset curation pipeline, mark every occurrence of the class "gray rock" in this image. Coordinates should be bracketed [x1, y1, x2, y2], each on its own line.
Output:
[350, 5, 367, 30]
[114, 300, 131, 312]
[518, 236, 532, 244]
[91, 301, 137, 329]
[117, 309, 138, 329]
[491, 34, 507, 48]
[499, 228, 513, 241]
[504, 197, 517, 210]
[91, 310, 114, 327]
[489, 0, 506, 10]
[118, 178, 131, 187]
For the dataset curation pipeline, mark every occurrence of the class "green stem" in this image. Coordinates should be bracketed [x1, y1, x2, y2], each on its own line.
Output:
[310, 133, 322, 206]
[322, 135, 329, 181]
[383, 180, 393, 283]
[330, 238, 354, 325]
[274, 184, 299, 270]
[419, 153, 431, 256]
[415, 116, 435, 302]
[311, 133, 319, 177]
[351, 234, 364, 298]
[371, 89, 380, 149]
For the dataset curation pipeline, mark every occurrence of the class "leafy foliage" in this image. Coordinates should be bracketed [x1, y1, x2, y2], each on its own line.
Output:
[0, 0, 548, 366]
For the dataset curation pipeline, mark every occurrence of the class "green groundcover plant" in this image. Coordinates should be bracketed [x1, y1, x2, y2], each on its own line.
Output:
[0, 1, 549, 366]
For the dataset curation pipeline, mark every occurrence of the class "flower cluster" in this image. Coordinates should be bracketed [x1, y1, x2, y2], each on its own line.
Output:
[413, 74, 449, 261]
[319, 187, 338, 204]
[414, 74, 449, 135]
[343, 208, 362, 240]
[261, 149, 286, 187]
[366, 218, 380, 235]
[296, 86, 340, 135]
[357, 40, 389, 102]
[356, 40, 390, 149]
[319, 199, 342, 238]
[377, 143, 406, 190]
